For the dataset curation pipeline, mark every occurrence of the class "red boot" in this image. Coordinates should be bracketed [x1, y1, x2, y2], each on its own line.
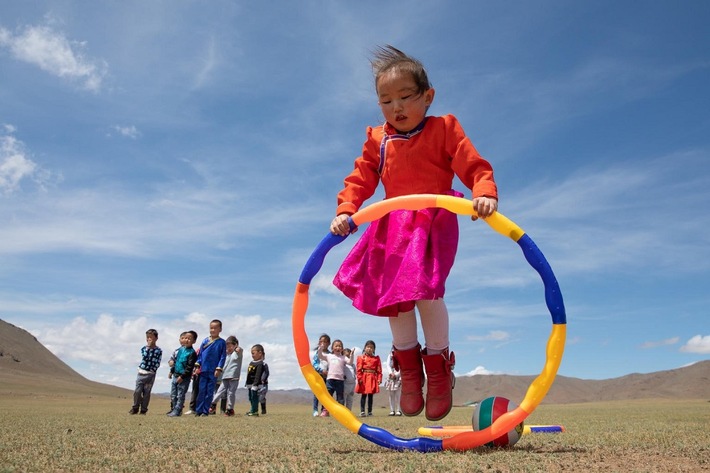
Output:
[421, 348, 455, 421]
[392, 344, 424, 416]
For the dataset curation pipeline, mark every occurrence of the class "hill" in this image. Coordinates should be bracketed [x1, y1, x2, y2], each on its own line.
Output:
[0, 319, 130, 398]
[1, 319, 708, 404]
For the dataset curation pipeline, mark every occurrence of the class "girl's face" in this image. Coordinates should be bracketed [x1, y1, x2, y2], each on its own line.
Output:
[332, 341, 343, 354]
[226, 343, 235, 354]
[364, 344, 374, 355]
[319, 336, 330, 350]
[376, 70, 434, 133]
[251, 348, 263, 361]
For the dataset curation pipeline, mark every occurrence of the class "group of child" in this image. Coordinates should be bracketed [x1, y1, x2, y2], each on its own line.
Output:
[312, 333, 403, 418]
[129, 320, 269, 417]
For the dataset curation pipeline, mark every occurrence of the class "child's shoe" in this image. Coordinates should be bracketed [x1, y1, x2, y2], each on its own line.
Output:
[224, 409, 235, 417]
[320, 409, 329, 417]
[167, 409, 181, 417]
[421, 348, 455, 421]
[246, 411, 259, 417]
[392, 344, 425, 416]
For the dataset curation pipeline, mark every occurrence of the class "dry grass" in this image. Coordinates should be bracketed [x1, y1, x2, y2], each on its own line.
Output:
[0, 394, 708, 473]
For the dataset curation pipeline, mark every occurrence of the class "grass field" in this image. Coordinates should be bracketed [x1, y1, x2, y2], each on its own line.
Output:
[0, 394, 707, 472]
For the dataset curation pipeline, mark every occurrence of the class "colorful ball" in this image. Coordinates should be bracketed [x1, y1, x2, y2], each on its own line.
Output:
[472, 396, 525, 447]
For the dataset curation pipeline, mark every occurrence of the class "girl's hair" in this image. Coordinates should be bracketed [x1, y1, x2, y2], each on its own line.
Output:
[226, 335, 238, 345]
[314, 333, 331, 350]
[331, 339, 343, 348]
[252, 344, 265, 354]
[371, 45, 431, 94]
[364, 340, 376, 351]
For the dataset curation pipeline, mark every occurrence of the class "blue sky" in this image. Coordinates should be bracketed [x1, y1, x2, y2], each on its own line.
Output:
[1, 1, 708, 395]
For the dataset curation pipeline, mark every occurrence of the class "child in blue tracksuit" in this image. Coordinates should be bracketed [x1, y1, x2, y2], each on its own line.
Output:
[193, 320, 226, 416]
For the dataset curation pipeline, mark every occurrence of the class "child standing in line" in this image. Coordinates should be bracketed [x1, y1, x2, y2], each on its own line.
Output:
[129, 329, 162, 415]
[355, 340, 382, 417]
[166, 332, 185, 413]
[259, 358, 270, 415]
[209, 370, 226, 415]
[193, 319, 226, 417]
[184, 343, 201, 416]
[168, 331, 198, 417]
[311, 334, 330, 417]
[211, 336, 243, 416]
[330, 45, 498, 421]
[245, 344, 266, 416]
[317, 339, 355, 411]
[343, 347, 357, 411]
[385, 348, 402, 416]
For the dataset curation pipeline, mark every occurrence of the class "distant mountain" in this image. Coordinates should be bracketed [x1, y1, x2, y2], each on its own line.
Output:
[451, 361, 710, 405]
[0, 319, 130, 397]
[1, 318, 708, 404]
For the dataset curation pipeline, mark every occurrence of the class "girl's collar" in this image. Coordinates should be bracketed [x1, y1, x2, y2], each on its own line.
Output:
[385, 117, 428, 137]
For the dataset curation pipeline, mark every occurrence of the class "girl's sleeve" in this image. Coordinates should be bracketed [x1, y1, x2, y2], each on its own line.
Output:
[336, 127, 381, 216]
[445, 115, 498, 200]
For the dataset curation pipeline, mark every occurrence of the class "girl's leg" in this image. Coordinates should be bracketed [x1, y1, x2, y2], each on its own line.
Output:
[211, 380, 226, 405]
[360, 394, 366, 415]
[367, 394, 374, 414]
[417, 298, 455, 421]
[249, 389, 259, 414]
[335, 380, 345, 405]
[226, 380, 236, 410]
[389, 309, 425, 416]
[389, 309, 418, 350]
[417, 299, 449, 353]
[312, 394, 319, 414]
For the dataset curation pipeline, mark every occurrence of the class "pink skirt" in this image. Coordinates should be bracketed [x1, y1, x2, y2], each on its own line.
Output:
[333, 196, 460, 317]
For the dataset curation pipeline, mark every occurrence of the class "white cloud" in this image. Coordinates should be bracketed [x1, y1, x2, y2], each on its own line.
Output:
[467, 330, 511, 342]
[0, 23, 106, 92]
[0, 125, 52, 193]
[111, 125, 140, 139]
[462, 365, 499, 376]
[29, 311, 302, 393]
[680, 335, 710, 354]
[639, 337, 680, 349]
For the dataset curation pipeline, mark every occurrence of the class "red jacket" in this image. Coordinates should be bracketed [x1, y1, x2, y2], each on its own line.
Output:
[337, 115, 497, 216]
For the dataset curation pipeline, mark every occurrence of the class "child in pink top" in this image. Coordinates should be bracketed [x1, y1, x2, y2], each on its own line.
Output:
[317, 339, 354, 408]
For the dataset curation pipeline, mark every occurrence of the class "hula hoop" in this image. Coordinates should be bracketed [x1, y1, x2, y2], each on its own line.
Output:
[292, 194, 566, 452]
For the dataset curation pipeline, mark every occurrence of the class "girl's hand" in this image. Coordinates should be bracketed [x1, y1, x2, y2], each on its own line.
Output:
[471, 197, 498, 221]
[330, 214, 357, 236]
